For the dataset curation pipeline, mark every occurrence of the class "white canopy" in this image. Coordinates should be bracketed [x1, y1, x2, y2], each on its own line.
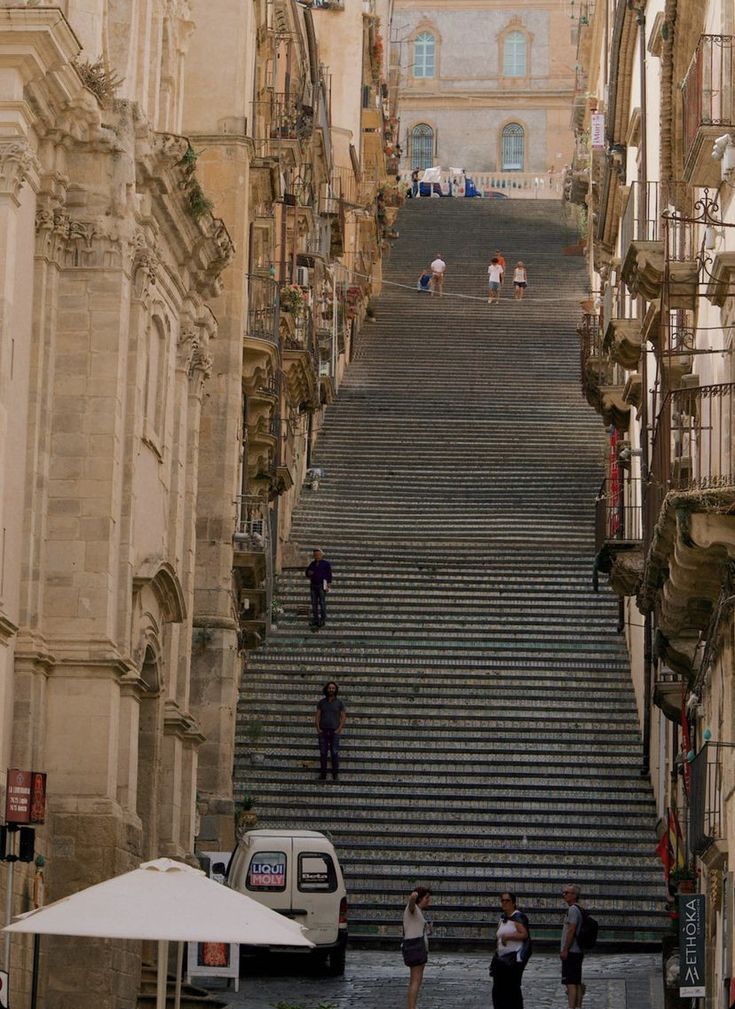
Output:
[421, 166, 442, 183]
[5, 857, 312, 945]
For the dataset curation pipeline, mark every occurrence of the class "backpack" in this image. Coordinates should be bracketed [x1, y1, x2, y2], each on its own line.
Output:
[513, 911, 533, 965]
[576, 907, 598, 950]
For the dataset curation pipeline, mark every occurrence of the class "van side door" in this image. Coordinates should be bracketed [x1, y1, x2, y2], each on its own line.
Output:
[295, 849, 340, 945]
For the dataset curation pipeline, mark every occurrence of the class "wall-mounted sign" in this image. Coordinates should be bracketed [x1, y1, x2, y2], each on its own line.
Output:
[5, 769, 46, 824]
[591, 113, 606, 149]
[679, 893, 706, 997]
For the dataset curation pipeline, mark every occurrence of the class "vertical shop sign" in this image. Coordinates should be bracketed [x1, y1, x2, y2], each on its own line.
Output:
[679, 893, 706, 997]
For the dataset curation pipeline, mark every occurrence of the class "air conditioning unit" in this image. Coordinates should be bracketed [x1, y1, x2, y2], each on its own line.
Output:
[296, 266, 310, 287]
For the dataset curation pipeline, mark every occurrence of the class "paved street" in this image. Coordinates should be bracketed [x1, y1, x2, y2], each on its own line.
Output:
[208, 949, 663, 1009]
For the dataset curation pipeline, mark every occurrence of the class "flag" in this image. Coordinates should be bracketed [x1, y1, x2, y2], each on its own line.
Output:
[656, 808, 686, 879]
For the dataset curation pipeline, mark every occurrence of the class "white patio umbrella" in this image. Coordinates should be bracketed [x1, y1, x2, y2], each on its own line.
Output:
[4, 857, 313, 1009]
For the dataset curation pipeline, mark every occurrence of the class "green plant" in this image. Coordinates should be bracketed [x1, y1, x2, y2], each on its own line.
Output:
[670, 866, 695, 881]
[239, 795, 255, 811]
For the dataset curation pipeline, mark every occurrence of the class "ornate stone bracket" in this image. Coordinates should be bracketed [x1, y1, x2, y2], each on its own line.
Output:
[0, 141, 41, 203]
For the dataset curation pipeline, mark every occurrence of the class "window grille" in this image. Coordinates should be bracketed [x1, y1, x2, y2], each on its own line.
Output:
[501, 123, 525, 170]
[411, 124, 434, 170]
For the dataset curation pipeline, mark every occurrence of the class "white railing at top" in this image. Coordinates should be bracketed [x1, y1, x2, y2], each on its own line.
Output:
[400, 170, 564, 200]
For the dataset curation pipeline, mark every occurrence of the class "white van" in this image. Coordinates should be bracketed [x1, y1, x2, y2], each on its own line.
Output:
[226, 829, 348, 974]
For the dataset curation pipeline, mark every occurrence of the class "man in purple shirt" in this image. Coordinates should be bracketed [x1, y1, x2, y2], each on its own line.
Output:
[305, 548, 332, 628]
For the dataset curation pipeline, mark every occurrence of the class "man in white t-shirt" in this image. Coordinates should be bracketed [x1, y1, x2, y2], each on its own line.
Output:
[487, 258, 503, 304]
[430, 254, 446, 297]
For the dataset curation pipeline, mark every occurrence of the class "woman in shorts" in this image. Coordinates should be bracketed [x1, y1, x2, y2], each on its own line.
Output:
[403, 885, 432, 1009]
[513, 261, 528, 300]
[487, 258, 503, 304]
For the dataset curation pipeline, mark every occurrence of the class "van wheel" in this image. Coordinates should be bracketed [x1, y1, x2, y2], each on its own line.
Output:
[326, 947, 346, 976]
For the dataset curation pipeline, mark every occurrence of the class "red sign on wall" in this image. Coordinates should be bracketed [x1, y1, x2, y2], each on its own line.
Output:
[5, 769, 46, 824]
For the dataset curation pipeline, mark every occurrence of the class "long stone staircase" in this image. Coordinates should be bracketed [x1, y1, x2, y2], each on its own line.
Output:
[234, 199, 667, 945]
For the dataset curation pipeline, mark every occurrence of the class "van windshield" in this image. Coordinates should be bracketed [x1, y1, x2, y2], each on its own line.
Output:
[298, 852, 337, 892]
[246, 851, 287, 892]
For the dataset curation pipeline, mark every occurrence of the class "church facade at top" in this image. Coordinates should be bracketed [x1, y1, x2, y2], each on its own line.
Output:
[395, 0, 578, 175]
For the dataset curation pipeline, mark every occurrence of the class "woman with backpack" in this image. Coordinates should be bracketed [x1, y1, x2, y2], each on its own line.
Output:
[490, 891, 531, 1008]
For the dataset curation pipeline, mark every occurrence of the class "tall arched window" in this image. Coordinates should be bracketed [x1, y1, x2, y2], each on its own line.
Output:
[502, 123, 525, 170]
[411, 124, 434, 170]
[413, 32, 435, 78]
[503, 31, 527, 77]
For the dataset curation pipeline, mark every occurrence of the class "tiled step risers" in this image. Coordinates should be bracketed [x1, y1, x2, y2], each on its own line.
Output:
[234, 200, 667, 945]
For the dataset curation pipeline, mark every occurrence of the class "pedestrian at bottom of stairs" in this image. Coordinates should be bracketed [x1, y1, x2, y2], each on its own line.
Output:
[315, 681, 346, 781]
[560, 883, 586, 1008]
[305, 547, 332, 628]
[490, 891, 530, 1009]
[403, 886, 432, 1009]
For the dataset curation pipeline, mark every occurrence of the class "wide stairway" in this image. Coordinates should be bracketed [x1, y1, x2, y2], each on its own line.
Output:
[235, 199, 667, 945]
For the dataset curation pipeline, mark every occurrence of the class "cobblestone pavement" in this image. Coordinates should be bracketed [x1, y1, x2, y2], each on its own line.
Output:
[209, 949, 663, 1009]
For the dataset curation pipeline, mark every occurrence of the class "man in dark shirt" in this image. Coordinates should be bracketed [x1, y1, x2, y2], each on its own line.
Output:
[315, 681, 346, 781]
[305, 548, 332, 628]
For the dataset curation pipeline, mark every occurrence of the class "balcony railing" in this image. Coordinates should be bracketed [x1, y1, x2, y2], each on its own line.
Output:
[690, 742, 735, 855]
[595, 476, 643, 551]
[246, 275, 278, 345]
[620, 181, 662, 253]
[682, 35, 735, 166]
[234, 494, 270, 551]
[646, 382, 735, 548]
[252, 93, 313, 143]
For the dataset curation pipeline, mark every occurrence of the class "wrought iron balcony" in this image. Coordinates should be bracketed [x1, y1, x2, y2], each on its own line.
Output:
[595, 476, 643, 551]
[252, 93, 314, 147]
[682, 35, 735, 187]
[652, 667, 686, 722]
[233, 494, 272, 649]
[579, 313, 629, 429]
[620, 182, 664, 300]
[245, 275, 278, 346]
[645, 381, 735, 551]
[690, 742, 735, 856]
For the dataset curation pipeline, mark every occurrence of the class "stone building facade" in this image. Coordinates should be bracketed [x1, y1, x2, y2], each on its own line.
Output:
[573, 0, 735, 1002]
[0, 0, 398, 1005]
[395, 0, 576, 175]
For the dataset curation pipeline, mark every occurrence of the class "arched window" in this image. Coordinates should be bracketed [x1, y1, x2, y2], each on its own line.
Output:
[502, 123, 525, 170]
[413, 32, 435, 78]
[503, 31, 527, 77]
[411, 124, 434, 171]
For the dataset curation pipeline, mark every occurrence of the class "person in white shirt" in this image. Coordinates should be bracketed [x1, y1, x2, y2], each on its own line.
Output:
[487, 258, 503, 304]
[430, 255, 446, 297]
[403, 886, 432, 1009]
[491, 891, 530, 1009]
[513, 261, 528, 300]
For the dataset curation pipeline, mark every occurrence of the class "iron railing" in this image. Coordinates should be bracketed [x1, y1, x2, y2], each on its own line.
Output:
[646, 382, 735, 548]
[595, 476, 643, 552]
[252, 93, 313, 143]
[246, 275, 278, 345]
[234, 494, 270, 550]
[620, 181, 661, 253]
[682, 35, 735, 161]
[690, 742, 735, 855]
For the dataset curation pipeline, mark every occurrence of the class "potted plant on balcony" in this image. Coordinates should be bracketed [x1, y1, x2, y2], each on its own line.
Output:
[669, 866, 697, 894]
[280, 283, 308, 316]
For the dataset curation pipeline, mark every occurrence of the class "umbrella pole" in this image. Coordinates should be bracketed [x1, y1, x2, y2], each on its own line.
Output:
[174, 941, 183, 1009]
[156, 939, 168, 1009]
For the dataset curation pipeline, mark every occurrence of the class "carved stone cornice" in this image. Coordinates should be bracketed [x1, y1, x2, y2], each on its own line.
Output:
[34, 210, 126, 269]
[0, 141, 41, 202]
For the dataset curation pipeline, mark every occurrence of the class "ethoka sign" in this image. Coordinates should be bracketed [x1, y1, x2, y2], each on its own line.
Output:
[679, 892, 706, 997]
[5, 769, 46, 825]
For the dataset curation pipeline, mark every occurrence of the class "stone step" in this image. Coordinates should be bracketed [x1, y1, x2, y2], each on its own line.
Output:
[233, 199, 665, 942]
